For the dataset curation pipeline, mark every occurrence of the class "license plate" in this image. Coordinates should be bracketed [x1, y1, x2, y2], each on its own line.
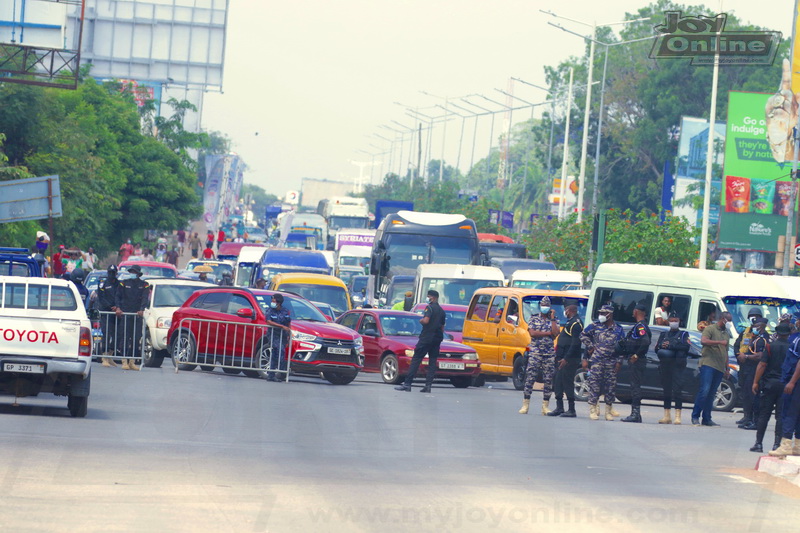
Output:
[438, 361, 465, 370]
[328, 347, 351, 355]
[4, 363, 45, 374]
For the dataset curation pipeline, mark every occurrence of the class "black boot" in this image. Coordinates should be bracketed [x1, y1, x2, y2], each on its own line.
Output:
[621, 406, 642, 423]
[750, 442, 763, 453]
[547, 400, 565, 417]
[420, 386, 431, 393]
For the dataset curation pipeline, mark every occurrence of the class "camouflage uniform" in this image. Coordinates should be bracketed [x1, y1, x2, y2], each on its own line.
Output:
[525, 311, 557, 401]
[580, 310, 625, 406]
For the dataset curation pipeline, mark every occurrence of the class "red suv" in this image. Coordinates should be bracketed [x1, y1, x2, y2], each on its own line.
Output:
[336, 309, 481, 387]
[167, 288, 363, 384]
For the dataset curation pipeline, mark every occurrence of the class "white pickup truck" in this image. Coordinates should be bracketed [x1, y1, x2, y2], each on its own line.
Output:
[0, 276, 92, 417]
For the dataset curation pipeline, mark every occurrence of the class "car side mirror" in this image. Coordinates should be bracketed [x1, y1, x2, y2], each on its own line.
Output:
[236, 308, 254, 319]
[363, 328, 378, 337]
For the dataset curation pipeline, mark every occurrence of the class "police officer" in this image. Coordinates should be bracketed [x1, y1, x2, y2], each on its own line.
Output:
[264, 293, 291, 382]
[655, 313, 691, 424]
[92, 265, 121, 367]
[751, 320, 789, 453]
[115, 265, 151, 371]
[548, 304, 583, 418]
[735, 307, 764, 429]
[519, 296, 560, 415]
[621, 304, 652, 423]
[70, 268, 90, 310]
[395, 289, 446, 393]
[580, 304, 625, 421]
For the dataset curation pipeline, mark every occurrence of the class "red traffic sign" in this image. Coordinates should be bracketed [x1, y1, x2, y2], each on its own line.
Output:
[795, 243, 800, 267]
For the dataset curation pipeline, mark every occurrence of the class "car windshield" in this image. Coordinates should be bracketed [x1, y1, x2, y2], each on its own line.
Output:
[513, 280, 580, 291]
[186, 261, 234, 278]
[350, 277, 368, 294]
[278, 283, 349, 315]
[521, 295, 588, 325]
[122, 265, 176, 278]
[253, 294, 327, 322]
[444, 310, 466, 332]
[85, 273, 106, 292]
[419, 277, 503, 306]
[723, 296, 797, 333]
[380, 314, 423, 336]
[338, 269, 360, 285]
[153, 284, 206, 307]
[235, 264, 254, 287]
[387, 280, 414, 305]
[329, 216, 369, 230]
[385, 234, 473, 271]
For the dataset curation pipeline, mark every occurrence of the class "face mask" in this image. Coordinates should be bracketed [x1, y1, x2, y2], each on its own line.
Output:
[598, 315, 608, 323]
[669, 322, 679, 330]
[427, 297, 432, 304]
[540, 306, 550, 314]
[127, 240, 131, 244]
[270, 302, 277, 309]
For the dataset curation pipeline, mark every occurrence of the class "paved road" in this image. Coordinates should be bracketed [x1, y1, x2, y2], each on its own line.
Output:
[1, 365, 798, 532]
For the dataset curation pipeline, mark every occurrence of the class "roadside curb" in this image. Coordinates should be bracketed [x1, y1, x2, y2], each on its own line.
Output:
[755, 455, 800, 487]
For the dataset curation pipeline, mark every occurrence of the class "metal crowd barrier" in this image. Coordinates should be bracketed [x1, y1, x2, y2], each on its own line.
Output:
[171, 317, 291, 381]
[94, 310, 148, 362]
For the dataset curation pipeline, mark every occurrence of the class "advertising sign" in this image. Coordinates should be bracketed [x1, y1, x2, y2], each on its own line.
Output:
[718, 92, 797, 251]
[501, 211, 514, 230]
[0, 176, 62, 223]
[672, 116, 725, 227]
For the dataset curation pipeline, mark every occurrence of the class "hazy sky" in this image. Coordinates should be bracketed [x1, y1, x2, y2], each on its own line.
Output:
[202, 0, 795, 197]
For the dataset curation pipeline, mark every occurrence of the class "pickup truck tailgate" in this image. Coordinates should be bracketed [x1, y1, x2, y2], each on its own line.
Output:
[0, 315, 82, 360]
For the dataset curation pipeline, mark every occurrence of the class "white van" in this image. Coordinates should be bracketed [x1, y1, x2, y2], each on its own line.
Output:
[414, 264, 505, 306]
[509, 269, 583, 291]
[588, 263, 797, 337]
[234, 246, 269, 287]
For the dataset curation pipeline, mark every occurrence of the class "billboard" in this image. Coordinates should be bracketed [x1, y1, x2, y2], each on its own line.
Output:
[203, 154, 243, 228]
[0, 176, 62, 223]
[718, 91, 798, 251]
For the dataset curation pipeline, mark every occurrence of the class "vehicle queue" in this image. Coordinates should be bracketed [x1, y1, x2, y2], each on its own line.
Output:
[2, 210, 800, 459]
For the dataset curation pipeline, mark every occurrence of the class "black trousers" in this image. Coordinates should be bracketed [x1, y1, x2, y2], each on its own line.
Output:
[403, 338, 442, 388]
[553, 359, 580, 409]
[755, 382, 784, 446]
[739, 366, 756, 421]
[118, 314, 143, 358]
[630, 359, 647, 407]
[658, 356, 687, 410]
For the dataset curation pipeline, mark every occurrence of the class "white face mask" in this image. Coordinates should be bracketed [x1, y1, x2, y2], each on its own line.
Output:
[540, 306, 550, 314]
[426, 297, 432, 304]
[598, 315, 608, 323]
[669, 322, 679, 330]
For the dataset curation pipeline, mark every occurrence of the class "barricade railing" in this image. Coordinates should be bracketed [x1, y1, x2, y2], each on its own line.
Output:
[171, 317, 291, 381]
[94, 310, 148, 362]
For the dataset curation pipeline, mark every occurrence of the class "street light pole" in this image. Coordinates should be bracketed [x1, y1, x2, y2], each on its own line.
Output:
[559, 67, 574, 220]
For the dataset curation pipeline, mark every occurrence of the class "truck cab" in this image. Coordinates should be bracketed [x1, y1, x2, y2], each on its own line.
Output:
[0, 248, 43, 277]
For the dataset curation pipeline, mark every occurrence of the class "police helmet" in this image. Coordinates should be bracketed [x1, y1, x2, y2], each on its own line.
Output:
[107, 264, 118, 274]
[71, 269, 86, 283]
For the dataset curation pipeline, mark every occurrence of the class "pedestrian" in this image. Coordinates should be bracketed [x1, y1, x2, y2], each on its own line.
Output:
[580, 304, 625, 421]
[206, 230, 214, 249]
[70, 268, 89, 309]
[176, 228, 186, 256]
[52, 245, 66, 278]
[255, 278, 267, 289]
[770, 331, 800, 456]
[654, 295, 673, 326]
[190, 232, 202, 259]
[198, 272, 209, 282]
[548, 304, 583, 418]
[165, 247, 179, 267]
[217, 228, 225, 249]
[63, 249, 83, 273]
[133, 242, 143, 258]
[751, 321, 790, 453]
[621, 304, 652, 423]
[35, 233, 49, 254]
[691, 311, 733, 426]
[155, 240, 167, 262]
[114, 264, 151, 371]
[771, 313, 795, 341]
[519, 296, 560, 415]
[734, 307, 764, 430]
[392, 291, 413, 311]
[83, 247, 98, 271]
[92, 264, 121, 367]
[655, 314, 691, 425]
[202, 244, 215, 260]
[395, 289, 446, 393]
[118, 239, 134, 263]
[264, 293, 291, 381]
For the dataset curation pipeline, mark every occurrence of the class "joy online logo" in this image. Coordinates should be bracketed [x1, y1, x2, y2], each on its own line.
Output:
[650, 11, 780, 65]
[749, 222, 772, 236]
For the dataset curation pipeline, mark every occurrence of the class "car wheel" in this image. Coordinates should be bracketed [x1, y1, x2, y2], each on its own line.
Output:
[450, 376, 471, 388]
[472, 374, 486, 387]
[142, 329, 165, 368]
[380, 354, 401, 384]
[170, 330, 197, 371]
[713, 378, 737, 412]
[323, 371, 356, 385]
[67, 395, 88, 418]
[512, 356, 527, 391]
[573, 369, 589, 402]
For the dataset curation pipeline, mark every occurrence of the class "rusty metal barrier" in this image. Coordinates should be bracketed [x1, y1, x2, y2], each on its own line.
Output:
[170, 317, 291, 381]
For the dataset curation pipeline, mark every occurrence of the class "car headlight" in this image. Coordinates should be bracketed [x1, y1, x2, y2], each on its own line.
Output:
[461, 352, 478, 361]
[156, 317, 172, 329]
[404, 349, 415, 357]
[291, 330, 317, 342]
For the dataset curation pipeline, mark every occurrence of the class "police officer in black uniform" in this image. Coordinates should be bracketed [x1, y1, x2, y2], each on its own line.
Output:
[621, 304, 652, 423]
[115, 265, 151, 371]
[548, 304, 583, 418]
[396, 289, 446, 393]
[264, 293, 291, 381]
[92, 264, 121, 367]
[70, 268, 89, 310]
